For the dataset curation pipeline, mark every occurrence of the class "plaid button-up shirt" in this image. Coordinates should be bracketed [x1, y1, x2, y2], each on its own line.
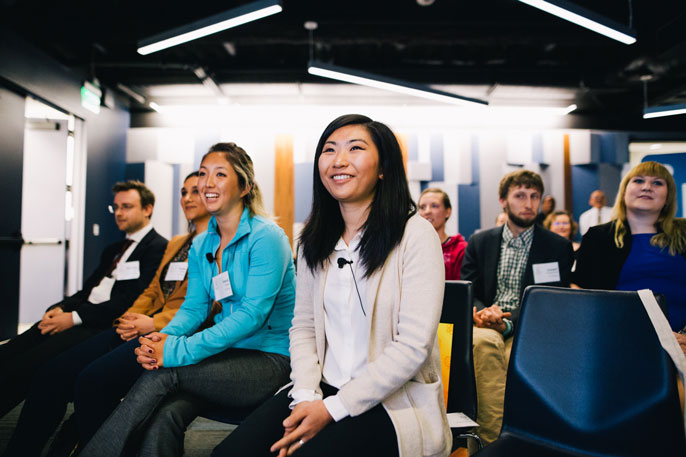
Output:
[493, 224, 534, 312]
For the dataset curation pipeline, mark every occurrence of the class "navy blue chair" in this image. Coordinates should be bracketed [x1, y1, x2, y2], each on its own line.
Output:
[442, 280, 482, 451]
[473, 286, 686, 457]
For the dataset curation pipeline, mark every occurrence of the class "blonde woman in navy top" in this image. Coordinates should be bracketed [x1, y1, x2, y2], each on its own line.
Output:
[574, 161, 686, 353]
[81, 143, 296, 457]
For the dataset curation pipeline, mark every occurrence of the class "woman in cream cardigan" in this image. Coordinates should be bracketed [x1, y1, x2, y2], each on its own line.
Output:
[212, 114, 451, 457]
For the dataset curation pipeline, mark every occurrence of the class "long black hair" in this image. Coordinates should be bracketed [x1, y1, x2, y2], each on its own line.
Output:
[299, 114, 416, 277]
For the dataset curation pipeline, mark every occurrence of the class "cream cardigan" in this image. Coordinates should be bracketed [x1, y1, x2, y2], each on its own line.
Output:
[289, 214, 451, 457]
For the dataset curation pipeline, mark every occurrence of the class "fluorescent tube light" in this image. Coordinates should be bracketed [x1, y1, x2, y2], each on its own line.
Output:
[193, 67, 225, 96]
[563, 103, 577, 114]
[307, 61, 488, 107]
[116, 83, 146, 104]
[137, 0, 282, 55]
[643, 104, 686, 119]
[517, 0, 637, 45]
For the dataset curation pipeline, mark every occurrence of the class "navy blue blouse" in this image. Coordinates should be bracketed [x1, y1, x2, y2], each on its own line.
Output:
[617, 234, 686, 331]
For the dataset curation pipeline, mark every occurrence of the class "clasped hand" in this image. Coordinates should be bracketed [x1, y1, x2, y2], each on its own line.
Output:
[37, 307, 74, 335]
[135, 332, 167, 370]
[270, 400, 333, 456]
[116, 312, 155, 341]
[473, 304, 512, 334]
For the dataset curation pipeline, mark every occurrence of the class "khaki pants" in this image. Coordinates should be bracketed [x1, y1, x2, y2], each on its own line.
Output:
[471, 327, 513, 448]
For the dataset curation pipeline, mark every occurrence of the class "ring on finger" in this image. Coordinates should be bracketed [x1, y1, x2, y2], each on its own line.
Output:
[299, 439, 305, 446]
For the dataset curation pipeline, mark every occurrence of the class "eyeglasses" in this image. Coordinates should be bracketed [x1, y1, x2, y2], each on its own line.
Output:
[552, 221, 570, 227]
[108, 204, 137, 214]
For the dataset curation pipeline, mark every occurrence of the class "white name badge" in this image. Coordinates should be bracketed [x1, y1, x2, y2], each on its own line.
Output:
[116, 261, 140, 281]
[533, 261, 560, 284]
[88, 276, 115, 304]
[212, 270, 233, 300]
[164, 262, 188, 282]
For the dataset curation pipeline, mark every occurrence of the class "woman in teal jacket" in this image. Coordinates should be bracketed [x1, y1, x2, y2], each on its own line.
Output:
[81, 143, 295, 457]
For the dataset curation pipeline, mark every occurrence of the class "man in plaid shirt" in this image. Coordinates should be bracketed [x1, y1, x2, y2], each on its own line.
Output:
[461, 170, 574, 446]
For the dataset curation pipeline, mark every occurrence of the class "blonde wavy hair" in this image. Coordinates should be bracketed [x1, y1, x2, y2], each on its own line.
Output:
[612, 161, 686, 255]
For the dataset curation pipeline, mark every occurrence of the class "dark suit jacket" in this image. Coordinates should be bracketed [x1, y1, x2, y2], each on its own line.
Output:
[461, 224, 574, 330]
[572, 221, 631, 290]
[53, 228, 168, 329]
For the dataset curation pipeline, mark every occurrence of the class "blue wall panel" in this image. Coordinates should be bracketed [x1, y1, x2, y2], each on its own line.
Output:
[408, 133, 418, 161]
[571, 165, 598, 223]
[459, 184, 481, 240]
[532, 133, 544, 164]
[294, 162, 313, 223]
[125, 163, 145, 182]
[83, 107, 130, 280]
[459, 135, 481, 239]
[430, 134, 444, 182]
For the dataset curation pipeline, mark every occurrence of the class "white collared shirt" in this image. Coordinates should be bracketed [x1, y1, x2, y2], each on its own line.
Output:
[289, 232, 370, 422]
[579, 206, 613, 235]
[320, 233, 370, 420]
[76, 223, 154, 325]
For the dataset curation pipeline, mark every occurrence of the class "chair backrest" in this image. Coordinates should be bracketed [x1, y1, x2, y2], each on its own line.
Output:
[502, 286, 685, 456]
[442, 280, 477, 421]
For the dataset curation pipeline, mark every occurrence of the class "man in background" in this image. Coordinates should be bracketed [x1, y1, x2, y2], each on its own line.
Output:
[461, 170, 574, 446]
[579, 190, 613, 235]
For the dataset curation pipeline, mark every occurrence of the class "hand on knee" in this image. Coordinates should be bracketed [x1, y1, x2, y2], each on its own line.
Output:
[270, 400, 333, 457]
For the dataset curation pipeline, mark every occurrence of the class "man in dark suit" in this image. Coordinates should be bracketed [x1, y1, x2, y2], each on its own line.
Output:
[461, 170, 574, 446]
[0, 180, 167, 417]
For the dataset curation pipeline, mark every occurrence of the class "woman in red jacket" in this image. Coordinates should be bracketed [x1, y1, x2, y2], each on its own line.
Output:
[419, 188, 468, 280]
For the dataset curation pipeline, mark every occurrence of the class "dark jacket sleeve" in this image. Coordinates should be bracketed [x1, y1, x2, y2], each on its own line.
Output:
[573, 222, 629, 290]
[460, 231, 488, 310]
[558, 239, 575, 288]
[77, 230, 168, 328]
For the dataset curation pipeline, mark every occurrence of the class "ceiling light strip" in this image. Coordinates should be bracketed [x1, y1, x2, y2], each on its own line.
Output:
[307, 61, 488, 107]
[116, 83, 146, 104]
[643, 104, 686, 119]
[517, 0, 636, 45]
[137, 0, 282, 55]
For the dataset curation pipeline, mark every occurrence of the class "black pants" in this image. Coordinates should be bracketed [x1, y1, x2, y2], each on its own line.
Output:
[0, 322, 96, 418]
[211, 384, 399, 457]
[2, 328, 128, 457]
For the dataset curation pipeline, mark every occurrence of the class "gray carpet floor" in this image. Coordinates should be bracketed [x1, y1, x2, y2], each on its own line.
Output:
[0, 402, 236, 457]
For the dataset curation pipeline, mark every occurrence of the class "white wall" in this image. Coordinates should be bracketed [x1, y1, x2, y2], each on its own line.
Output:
[20, 122, 67, 323]
[128, 104, 594, 236]
[144, 160, 174, 239]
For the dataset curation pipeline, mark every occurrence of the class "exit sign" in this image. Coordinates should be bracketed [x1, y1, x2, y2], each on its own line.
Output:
[81, 81, 101, 114]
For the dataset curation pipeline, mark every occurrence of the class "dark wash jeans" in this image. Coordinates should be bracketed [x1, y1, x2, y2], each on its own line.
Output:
[80, 348, 290, 457]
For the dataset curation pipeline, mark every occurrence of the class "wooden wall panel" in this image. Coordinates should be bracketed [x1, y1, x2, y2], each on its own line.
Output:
[395, 132, 408, 172]
[274, 134, 294, 249]
[563, 133, 573, 213]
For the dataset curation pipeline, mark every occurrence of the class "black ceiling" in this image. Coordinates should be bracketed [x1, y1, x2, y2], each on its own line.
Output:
[3, 0, 686, 117]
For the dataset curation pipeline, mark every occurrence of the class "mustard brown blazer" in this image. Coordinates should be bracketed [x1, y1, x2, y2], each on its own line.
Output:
[122, 233, 194, 330]
[289, 214, 452, 457]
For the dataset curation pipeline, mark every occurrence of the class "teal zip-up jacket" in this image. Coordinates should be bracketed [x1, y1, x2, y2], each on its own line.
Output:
[161, 208, 295, 367]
